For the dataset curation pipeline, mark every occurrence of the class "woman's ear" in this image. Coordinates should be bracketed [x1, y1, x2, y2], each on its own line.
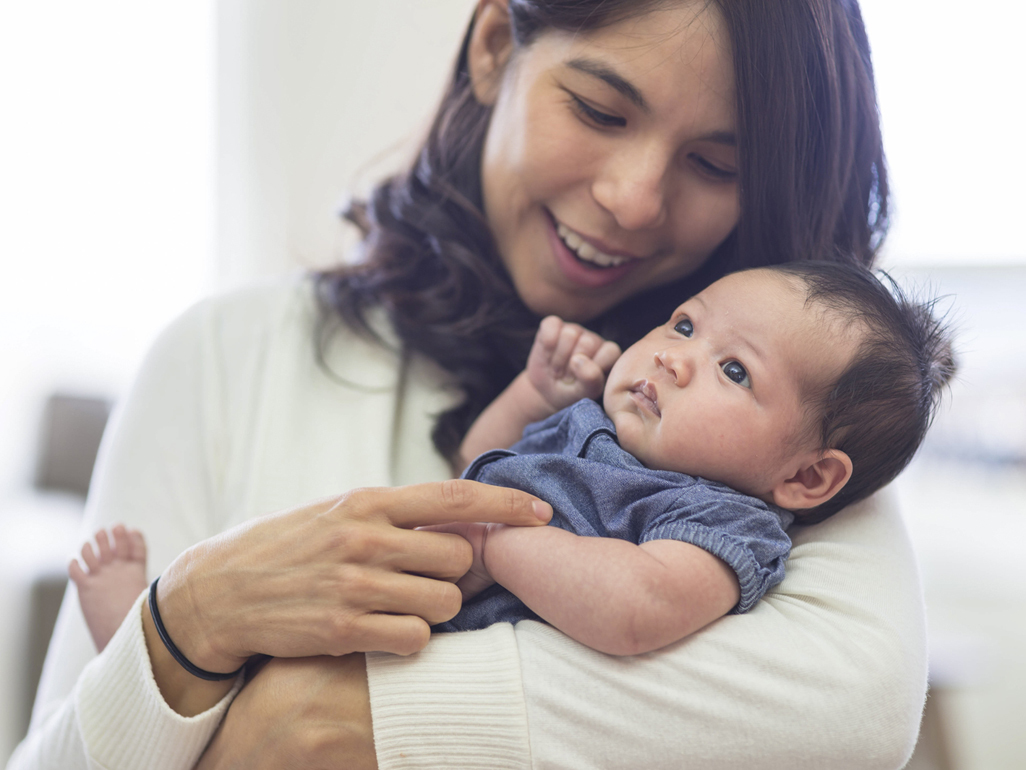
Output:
[771, 450, 853, 511]
[467, 0, 515, 105]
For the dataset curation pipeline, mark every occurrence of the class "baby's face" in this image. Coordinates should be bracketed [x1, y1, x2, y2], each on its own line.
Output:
[603, 268, 856, 499]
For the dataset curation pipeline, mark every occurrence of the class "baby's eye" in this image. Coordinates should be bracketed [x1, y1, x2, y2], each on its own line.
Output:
[673, 318, 694, 337]
[722, 361, 751, 388]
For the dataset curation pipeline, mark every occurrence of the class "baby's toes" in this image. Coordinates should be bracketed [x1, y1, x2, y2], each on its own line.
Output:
[94, 529, 114, 564]
[80, 541, 100, 572]
[127, 529, 147, 563]
[110, 525, 132, 559]
[68, 557, 87, 585]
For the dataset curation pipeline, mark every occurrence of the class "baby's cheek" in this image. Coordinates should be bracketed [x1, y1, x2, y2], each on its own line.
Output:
[636, 430, 690, 475]
[612, 419, 647, 464]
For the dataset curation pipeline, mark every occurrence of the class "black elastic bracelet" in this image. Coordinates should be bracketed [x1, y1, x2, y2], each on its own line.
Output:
[148, 577, 244, 682]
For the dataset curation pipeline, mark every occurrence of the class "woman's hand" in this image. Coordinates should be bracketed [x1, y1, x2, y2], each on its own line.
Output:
[148, 481, 550, 703]
[195, 655, 376, 770]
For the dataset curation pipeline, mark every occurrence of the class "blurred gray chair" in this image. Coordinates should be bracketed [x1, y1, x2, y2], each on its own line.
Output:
[2, 393, 110, 760]
[34, 393, 111, 498]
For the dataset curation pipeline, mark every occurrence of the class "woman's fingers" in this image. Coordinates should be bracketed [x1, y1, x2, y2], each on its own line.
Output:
[346, 612, 433, 656]
[155, 481, 551, 667]
[386, 528, 473, 580]
[354, 568, 465, 623]
[355, 480, 551, 529]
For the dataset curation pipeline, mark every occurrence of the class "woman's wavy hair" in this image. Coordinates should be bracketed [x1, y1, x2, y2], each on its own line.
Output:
[316, 0, 889, 464]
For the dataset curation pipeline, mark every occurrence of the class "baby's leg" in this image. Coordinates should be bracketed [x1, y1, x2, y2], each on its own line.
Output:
[68, 525, 148, 652]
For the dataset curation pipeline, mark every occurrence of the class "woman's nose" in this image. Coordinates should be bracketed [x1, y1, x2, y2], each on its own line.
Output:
[592, 144, 669, 231]
[654, 348, 693, 386]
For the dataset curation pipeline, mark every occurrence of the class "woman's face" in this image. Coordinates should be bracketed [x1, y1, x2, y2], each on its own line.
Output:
[473, 1, 739, 322]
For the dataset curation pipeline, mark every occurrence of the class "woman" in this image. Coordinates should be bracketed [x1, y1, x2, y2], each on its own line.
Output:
[11, 1, 924, 768]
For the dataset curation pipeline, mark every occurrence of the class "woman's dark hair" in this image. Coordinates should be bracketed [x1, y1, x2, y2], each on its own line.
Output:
[767, 261, 956, 524]
[316, 0, 890, 464]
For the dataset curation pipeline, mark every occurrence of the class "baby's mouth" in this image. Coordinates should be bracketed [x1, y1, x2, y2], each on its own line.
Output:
[630, 380, 660, 417]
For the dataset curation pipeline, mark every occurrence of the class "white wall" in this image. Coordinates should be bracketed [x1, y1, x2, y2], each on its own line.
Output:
[860, 0, 1026, 266]
[0, 1, 216, 759]
[215, 0, 477, 288]
[0, 1, 215, 497]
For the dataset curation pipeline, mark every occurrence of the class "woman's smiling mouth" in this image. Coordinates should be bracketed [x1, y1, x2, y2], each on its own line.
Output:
[555, 222, 632, 268]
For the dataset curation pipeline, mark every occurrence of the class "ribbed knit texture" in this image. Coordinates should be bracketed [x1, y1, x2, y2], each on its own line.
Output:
[76, 593, 242, 770]
[368, 624, 532, 769]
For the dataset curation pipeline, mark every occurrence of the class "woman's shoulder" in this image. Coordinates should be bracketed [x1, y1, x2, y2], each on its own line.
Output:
[179, 272, 319, 345]
[126, 274, 327, 418]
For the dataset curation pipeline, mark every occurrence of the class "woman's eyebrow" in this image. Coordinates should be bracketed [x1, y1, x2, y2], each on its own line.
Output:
[565, 57, 648, 112]
[701, 130, 736, 147]
[564, 57, 737, 146]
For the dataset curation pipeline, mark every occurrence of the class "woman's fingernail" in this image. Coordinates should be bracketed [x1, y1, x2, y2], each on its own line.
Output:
[533, 500, 552, 521]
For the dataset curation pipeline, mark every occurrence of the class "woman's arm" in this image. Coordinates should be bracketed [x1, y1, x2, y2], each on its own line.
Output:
[10, 283, 553, 769]
[195, 655, 377, 770]
[145, 482, 552, 695]
[197, 486, 926, 770]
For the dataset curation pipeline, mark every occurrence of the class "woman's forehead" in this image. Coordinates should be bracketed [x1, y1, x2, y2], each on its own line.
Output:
[543, 3, 736, 118]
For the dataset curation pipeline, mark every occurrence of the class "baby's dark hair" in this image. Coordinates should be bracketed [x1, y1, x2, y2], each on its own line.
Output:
[766, 261, 957, 523]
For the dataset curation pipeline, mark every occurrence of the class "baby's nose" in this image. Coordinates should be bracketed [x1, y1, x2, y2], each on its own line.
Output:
[654, 349, 693, 386]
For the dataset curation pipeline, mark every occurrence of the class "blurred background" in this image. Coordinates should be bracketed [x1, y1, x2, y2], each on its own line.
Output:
[0, 1, 1022, 767]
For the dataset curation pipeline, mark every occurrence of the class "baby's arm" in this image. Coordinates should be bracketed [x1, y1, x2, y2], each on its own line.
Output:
[451, 523, 740, 655]
[457, 316, 620, 471]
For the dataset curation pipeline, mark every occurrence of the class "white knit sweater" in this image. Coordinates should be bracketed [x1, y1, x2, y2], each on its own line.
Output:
[8, 278, 927, 770]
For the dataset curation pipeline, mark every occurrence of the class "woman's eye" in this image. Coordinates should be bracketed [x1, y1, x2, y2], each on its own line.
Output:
[722, 361, 751, 388]
[690, 154, 737, 181]
[570, 95, 625, 128]
[673, 318, 694, 337]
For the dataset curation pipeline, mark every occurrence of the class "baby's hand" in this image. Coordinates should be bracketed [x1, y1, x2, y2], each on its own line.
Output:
[527, 316, 621, 411]
[418, 522, 496, 600]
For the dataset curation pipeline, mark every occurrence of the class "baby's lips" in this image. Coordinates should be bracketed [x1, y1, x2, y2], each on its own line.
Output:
[640, 379, 659, 405]
[631, 379, 661, 417]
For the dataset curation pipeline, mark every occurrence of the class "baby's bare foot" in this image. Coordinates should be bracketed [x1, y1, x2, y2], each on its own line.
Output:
[69, 525, 148, 652]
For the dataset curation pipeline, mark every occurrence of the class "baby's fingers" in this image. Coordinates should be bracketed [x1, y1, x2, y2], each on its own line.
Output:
[593, 340, 622, 374]
[569, 354, 610, 399]
[550, 323, 585, 374]
[567, 328, 606, 359]
[534, 316, 564, 352]
[528, 316, 567, 373]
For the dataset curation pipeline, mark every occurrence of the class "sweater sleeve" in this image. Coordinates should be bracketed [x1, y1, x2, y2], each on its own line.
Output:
[365, 488, 927, 770]
[8, 594, 242, 770]
[8, 293, 243, 770]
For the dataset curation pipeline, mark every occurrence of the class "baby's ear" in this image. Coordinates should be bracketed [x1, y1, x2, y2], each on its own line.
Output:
[771, 450, 852, 511]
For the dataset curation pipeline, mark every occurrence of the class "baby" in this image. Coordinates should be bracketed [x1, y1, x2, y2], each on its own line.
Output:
[70, 262, 955, 656]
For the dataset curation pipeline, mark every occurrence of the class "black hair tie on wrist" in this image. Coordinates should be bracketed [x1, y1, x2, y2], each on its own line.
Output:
[148, 576, 244, 682]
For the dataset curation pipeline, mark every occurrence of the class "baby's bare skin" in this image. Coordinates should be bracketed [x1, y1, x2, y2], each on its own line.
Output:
[69, 524, 149, 652]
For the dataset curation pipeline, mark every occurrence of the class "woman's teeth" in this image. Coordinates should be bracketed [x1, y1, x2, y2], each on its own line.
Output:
[557, 223, 629, 268]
